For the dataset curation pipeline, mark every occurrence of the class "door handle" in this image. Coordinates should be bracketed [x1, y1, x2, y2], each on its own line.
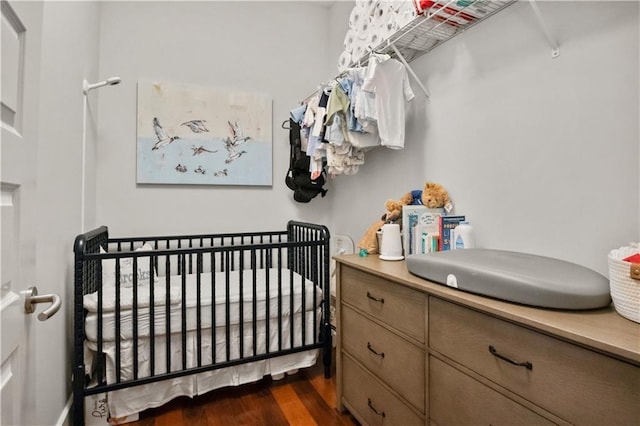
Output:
[24, 286, 61, 321]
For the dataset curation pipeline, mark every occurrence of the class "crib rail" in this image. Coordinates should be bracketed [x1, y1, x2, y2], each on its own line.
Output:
[73, 221, 330, 426]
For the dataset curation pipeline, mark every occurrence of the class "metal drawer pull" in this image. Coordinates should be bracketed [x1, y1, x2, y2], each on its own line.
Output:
[367, 342, 385, 358]
[489, 345, 533, 370]
[366, 291, 384, 304]
[367, 398, 386, 418]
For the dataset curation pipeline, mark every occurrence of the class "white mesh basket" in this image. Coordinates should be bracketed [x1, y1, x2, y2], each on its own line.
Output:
[608, 244, 640, 323]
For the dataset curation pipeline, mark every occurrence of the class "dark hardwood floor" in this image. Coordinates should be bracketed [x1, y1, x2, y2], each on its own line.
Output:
[126, 356, 358, 426]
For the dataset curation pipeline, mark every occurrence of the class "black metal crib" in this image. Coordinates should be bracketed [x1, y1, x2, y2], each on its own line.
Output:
[73, 221, 331, 425]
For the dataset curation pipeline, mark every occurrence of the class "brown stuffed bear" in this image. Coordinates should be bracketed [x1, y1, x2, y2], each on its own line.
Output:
[357, 182, 451, 255]
[422, 182, 451, 209]
[357, 201, 403, 254]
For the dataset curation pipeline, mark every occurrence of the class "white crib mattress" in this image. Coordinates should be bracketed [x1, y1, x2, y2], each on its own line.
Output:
[84, 268, 322, 341]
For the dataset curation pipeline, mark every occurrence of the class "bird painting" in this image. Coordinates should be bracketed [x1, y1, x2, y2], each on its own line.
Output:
[224, 145, 247, 164]
[227, 121, 251, 146]
[181, 120, 209, 133]
[213, 169, 228, 177]
[190, 145, 218, 156]
[152, 117, 180, 150]
[222, 120, 250, 163]
[194, 166, 206, 174]
[175, 164, 187, 173]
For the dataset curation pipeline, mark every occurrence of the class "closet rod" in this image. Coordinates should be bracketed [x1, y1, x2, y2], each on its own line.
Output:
[389, 43, 430, 100]
[529, 0, 560, 58]
[301, 47, 427, 104]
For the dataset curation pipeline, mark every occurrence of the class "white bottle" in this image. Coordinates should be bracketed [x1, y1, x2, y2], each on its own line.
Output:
[454, 222, 475, 249]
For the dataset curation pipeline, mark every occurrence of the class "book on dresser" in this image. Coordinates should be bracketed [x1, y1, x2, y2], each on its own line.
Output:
[402, 206, 444, 255]
[439, 215, 466, 251]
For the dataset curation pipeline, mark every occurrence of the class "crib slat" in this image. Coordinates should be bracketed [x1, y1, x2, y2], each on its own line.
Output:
[251, 250, 257, 357]
[265, 249, 271, 355]
[277, 250, 283, 352]
[97, 272, 104, 385]
[133, 257, 139, 380]
[290, 266, 295, 349]
[181, 253, 187, 370]
[115, 258, 122, 383]
[238, 251, 244, 359]
[149, 255, 155, 377]
[196, 252, 202, 368]
[165, 256, 171, 373]
[211, 252, 216, 364]
[225, 251, 231, 363]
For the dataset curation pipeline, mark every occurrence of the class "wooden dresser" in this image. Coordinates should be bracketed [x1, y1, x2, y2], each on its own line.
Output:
[334, 254, 640, 426]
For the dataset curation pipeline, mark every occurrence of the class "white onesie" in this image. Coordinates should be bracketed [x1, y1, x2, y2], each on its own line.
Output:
[362, 55, 415, 149]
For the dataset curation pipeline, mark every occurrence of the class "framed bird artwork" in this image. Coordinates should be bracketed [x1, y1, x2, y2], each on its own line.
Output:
[136, 80, 272, 186]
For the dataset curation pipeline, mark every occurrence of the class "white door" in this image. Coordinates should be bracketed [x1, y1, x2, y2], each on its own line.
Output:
[1, 1, 44, 425]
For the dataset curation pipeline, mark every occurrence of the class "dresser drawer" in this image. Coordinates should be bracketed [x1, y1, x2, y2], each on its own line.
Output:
[341, 267, 425, 342]
[430, 356, 556, 425]
[341, 304, 425, 412]
[342, 354, 424, 426]
[429, 297, 640, 425]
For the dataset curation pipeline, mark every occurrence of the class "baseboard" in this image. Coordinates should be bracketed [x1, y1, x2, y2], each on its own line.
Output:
[56, 395, 73, 426]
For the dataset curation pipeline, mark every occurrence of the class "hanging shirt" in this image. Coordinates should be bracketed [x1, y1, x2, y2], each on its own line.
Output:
[325, 85, 350, 127]
[289, 104, 306, 125]
[302, 94, 319, 128]
[362, 54, 415, 149]
[325, 85, 352, 146]
[304, 93, 323, 157]
[346, 72, 363, 133]
[325, 115, 346, 146]
[350, 67, 378, 131]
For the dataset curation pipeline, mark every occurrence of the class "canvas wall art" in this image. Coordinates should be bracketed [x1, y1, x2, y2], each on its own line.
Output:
[137, 81, 272, 185]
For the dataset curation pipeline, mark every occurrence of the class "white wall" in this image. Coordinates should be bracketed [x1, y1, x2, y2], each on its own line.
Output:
[95, 1, 638, 275]
[95, 1, 336, 237]
[326, 1, 639, 275]
[36, 1, 102, 424]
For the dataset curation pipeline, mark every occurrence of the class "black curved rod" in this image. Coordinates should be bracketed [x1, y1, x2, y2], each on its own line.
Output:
[489, 345, 533, 370]
[366, 291, 384, 304]
[367, 398, 386, 417]
[367, 342, 385, 358]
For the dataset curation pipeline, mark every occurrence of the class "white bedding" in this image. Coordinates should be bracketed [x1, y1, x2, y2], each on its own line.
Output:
[89, 310, 320, 418]
[84, 268, 322, 341]
[83, 268, 324, 418]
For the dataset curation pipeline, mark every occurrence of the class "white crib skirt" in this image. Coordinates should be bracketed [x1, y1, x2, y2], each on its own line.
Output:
[86, 309, 320, 418]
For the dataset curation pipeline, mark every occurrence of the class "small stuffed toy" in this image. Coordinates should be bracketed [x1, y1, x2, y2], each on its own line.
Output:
[358, 201, 403, 255]
[357, 182, 452, 254]
[421, 182, 451, 210]
[387, 181, 452, 211]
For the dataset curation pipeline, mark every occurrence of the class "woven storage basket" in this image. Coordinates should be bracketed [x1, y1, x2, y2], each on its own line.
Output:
[608, 244, 640, 323]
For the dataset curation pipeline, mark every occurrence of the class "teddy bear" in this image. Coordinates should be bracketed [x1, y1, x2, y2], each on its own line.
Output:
[421, 182, 451, 209]
[357, 182, 451, 254]
[390, 182, 451, 211]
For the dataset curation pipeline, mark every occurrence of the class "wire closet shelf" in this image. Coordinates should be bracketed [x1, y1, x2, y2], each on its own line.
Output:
[353, 0, 516, 67]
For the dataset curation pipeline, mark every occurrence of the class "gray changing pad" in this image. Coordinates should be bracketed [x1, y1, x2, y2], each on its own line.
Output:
[406, 249, 611, 310]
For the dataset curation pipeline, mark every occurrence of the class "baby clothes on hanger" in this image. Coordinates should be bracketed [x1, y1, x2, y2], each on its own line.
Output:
[362, 53, 415, 149]
[347, 67, 380, 149]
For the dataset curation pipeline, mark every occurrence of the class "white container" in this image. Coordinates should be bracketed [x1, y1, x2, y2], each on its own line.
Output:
[379, 223, 404, 261]
[454, 222, 475, 249]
